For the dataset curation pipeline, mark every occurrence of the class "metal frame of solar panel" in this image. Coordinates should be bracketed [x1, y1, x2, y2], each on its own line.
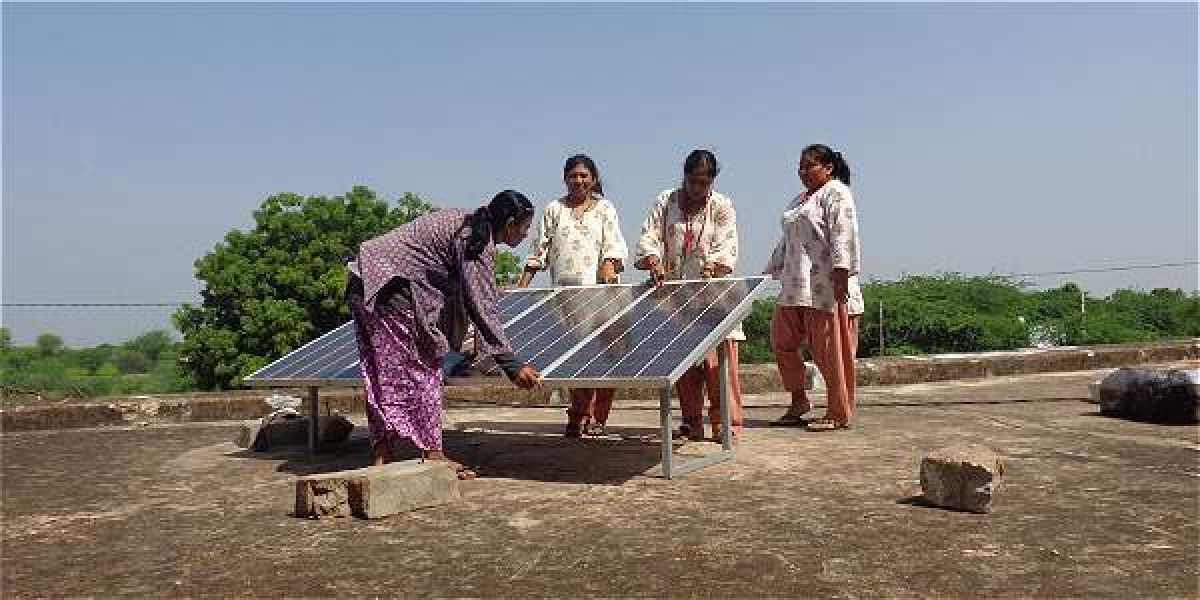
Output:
[244, 276, 768, 478]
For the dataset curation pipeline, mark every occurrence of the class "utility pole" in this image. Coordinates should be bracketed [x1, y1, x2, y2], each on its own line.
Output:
[1080, 289, 1087, 342]
[879, 299, 885, 356]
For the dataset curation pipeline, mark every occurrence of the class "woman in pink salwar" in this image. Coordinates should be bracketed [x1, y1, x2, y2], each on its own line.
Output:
[346, 190, 543, 478]
[764, 145, 863, 432]
[634, 149, 745, 442]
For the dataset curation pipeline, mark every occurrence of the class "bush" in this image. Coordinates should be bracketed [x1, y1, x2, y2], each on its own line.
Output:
[738, 274, 1199, 362]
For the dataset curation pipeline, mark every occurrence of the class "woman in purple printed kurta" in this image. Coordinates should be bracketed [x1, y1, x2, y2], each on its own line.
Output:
[346, 191, 543, 478]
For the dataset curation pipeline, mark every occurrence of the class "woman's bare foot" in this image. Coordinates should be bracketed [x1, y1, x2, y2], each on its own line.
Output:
[422, 450, 478, 480]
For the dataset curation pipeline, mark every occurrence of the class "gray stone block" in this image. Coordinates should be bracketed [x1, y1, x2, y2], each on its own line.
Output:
[920, 445, 1004, 514]
[234, 420, 262, 448]
[1096, 368, 1199, 424]
[233, 415, 354, 450]
[293, 459, 460, 519]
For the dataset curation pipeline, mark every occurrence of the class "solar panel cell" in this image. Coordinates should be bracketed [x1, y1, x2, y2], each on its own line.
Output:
[497, 288, 555, 323]
[249, 322, 356, 380]
[520, 285, 644, 370]
[639, 279, 753, 378]
[590, 281, 726, 379]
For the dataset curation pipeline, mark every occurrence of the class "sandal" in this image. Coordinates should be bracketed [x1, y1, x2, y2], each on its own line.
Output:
[709, 428, 740, 444]
[582, 422, 607, 437]
[804, 419, 850, 432]
[564, 423, 583, 438]
[674, 422, 706, 442]
[768, 413, 812, 427]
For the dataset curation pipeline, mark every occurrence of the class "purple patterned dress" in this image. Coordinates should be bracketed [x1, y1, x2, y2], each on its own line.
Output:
[347, 208, 514, 452]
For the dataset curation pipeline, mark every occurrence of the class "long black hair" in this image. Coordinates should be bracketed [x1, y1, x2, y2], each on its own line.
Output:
[564, 154, 604, 197]
[802, 144, 852, 185]
[683, 149, 720, 178]
[465, 190, 535, 257]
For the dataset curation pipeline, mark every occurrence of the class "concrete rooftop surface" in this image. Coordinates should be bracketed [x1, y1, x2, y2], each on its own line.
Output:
[3, 365, 1198, 598]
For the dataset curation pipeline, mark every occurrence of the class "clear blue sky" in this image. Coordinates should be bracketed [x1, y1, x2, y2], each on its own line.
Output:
[3, 2, 1197, 345]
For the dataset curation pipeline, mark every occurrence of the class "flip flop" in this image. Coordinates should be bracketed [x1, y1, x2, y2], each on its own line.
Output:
[769, 413, 812, 427]
[674, 423, 706, 442]
[582, 422, 607, 437]
[804, 419, 850, 432]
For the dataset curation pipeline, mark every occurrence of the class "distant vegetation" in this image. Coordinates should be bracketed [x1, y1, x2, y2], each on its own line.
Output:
[6, 274, 1196, 400]
[0, 329, 194, 400]
[171, 185, 523, 391]
[739, 274, 1200, 363]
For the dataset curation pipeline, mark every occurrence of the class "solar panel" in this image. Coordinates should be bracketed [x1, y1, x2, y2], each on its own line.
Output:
[245, 276, 768, 388]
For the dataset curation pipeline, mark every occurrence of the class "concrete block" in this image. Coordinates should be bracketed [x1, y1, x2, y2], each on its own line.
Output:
[233, 415, 354, 450]
[234, 420, 263, 448]
[920, 445, 1004, 514]
[293, 459, 460, 519]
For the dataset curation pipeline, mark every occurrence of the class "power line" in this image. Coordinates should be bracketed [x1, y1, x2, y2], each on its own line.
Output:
[999, 260, 1198, 278]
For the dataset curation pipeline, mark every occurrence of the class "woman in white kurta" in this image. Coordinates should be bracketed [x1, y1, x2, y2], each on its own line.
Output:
[634, 149, 744, 441]
[763, 144, 863, 431]
[518, 154, 628, 437]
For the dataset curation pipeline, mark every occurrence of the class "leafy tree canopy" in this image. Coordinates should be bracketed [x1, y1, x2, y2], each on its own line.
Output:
[173, 186, 525, 390]
[174, 186, 436, 389]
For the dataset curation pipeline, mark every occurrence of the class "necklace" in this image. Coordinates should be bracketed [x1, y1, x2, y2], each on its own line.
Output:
[569, 194, 597, 220]
[679, 192, 709, 261]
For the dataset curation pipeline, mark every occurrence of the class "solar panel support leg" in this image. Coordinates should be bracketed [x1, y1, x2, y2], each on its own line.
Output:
[718, 342, 733, 452]
[307, 386, 319, 454]
[659, 386, 674, 479]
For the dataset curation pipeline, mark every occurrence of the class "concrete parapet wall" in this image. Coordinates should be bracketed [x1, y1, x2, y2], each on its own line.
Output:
[3, 339, 1197, 433]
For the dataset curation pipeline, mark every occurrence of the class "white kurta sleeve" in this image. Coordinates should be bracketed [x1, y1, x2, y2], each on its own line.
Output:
[599, 201, 628, 268]
[635, 191, 671, 264]
[825, 185, 861, 276]
[763, 239, 785, 277]
[523, 205, 554, 271]
[706, 195, 738, 271]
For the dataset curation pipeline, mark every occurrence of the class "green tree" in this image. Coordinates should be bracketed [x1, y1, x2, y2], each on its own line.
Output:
[35, 333, 65, 357]
[0, 327, 12, 352]
[124, 330, 173, 362]
[495, 251, 522, 287]
[174, 187, 436, 389]
[740, 298, 777, 363]
[113, 348, 152, 374]
[71, 344, 115, 373]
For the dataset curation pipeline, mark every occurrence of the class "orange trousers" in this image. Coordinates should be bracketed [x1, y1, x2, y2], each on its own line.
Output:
[567, 388, 616, 424]
[770, 304, 859, 425]
[676, 340, 744, 435]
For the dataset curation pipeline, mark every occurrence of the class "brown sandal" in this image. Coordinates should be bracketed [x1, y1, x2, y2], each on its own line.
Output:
[674, 422, 706, 442]
[768, 413, 812, 427]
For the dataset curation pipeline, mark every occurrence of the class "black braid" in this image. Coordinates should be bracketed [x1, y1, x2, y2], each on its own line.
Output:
[465, 190, 535, 258]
